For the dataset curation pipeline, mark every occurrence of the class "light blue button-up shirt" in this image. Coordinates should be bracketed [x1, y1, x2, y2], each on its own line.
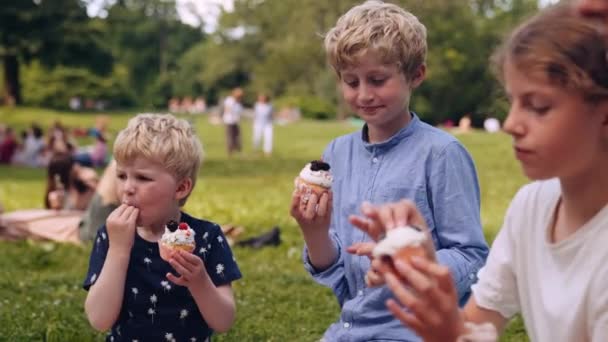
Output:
[304, 114, 489, 342]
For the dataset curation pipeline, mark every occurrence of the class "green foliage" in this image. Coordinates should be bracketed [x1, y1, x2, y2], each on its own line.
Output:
[102, 0, 205, 107]
[0, 0, 114, 104]
[0, 107, 530, 341]
[21, 62, 134, 109]
[275, 95, 336, 120]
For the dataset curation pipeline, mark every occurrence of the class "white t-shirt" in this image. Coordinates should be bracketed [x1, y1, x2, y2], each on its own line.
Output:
[254, 102, 273, 125]
[472, 179, 608, 342]
[222, 96, 243, 125]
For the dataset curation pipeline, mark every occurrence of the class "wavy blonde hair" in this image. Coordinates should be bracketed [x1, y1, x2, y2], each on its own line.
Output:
[492, 3, 608, 101]
[113, 113, 204, 205]
[324, 0, 427, 79]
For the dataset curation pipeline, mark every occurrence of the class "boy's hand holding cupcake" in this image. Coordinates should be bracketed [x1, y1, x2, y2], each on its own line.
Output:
[290, 160, 334, 235]
[160, 220, 211, 289]
[166, 248, 211, 289]
[290, 160, 338, 271]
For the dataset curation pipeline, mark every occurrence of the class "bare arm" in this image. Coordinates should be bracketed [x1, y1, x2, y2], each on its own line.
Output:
[84, 204, 138, 331]
[191, 283, 236, 332]
[167, 250, 237, 332]
[84, 248, 130, 331]
[290, 192, 337, 270]
[462, 296, 509, 334]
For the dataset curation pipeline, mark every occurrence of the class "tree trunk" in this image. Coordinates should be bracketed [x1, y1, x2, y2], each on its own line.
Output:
[3, 55, 21, 105]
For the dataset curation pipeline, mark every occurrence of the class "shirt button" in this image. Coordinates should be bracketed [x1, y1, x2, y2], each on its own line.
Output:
[343, 322, 351, 328]
[372, 157, 378, 163]
[357, 290, 364, 296]
[469, 273, 475, 280]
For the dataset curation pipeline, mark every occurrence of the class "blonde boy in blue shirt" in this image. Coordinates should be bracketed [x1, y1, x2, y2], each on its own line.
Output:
[290, 1, 489, 341]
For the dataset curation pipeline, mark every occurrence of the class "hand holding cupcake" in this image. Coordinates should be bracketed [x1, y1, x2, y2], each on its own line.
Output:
[294, 160, 333, 203]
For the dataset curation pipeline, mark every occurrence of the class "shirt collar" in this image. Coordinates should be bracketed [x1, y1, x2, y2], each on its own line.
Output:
[360, 112, 420, 153]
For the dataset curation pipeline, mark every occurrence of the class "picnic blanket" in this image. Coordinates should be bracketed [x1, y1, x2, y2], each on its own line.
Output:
[0, 209, 83, 244]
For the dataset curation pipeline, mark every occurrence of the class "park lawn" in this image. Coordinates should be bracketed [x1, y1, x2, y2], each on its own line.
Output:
[0, 107, 529, 341]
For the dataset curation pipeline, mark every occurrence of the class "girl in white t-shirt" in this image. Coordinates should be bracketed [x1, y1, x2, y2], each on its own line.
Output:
[349, 3, 608, 341]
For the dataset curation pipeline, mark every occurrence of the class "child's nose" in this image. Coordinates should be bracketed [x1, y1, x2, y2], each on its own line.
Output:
[358, 85, 374, 103]
[502, 107, 525, 137]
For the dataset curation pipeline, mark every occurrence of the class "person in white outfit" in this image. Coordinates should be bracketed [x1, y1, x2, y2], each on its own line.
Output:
[223, 88, 244, 156]
[252, 93, 273, 156]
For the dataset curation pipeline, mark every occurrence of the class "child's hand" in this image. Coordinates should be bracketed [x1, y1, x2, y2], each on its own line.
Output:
[105, 203, 139, 252]
[346, 241, 385, 287]
[290, 191, 332, 236]
[349, 200, 436, 260]
[166, 249, 210, 289]
[384, 256, 466, 342]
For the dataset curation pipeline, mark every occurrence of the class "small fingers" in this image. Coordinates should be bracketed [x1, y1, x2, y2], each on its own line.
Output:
[290, 193, 301, 217]
[377, 204, 397, 230]
[316, 192, 330, 217]
[365, 271, 383, 287]
[176, 249, 201, 268]
[166, 272, 186, 286]
[169, 257, 191, 279]
[346, 242, 376, 258]
[303, 193, 319, 220]
[386, 299, 426, 333]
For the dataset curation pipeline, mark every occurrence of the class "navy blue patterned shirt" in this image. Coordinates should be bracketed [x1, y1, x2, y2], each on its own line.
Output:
[83, 212, 242, 341]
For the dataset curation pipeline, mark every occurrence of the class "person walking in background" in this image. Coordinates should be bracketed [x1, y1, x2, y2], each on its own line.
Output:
[253, 93, 274, 156]
[222, 87, 244, 156]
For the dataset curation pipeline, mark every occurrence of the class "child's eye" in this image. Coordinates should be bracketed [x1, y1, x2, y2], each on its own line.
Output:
[532, 106, 550, 115]
[117, 173, 127, 180]
[370, 78, 386, 86]
[343, 79, 358, 88]
[137, 175, 152, 181]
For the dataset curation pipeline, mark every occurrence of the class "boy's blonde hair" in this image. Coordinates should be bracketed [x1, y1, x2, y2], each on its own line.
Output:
[324, 0, 427, 79]
[492, 3, 608, 101]
[113, 113, 204, 205]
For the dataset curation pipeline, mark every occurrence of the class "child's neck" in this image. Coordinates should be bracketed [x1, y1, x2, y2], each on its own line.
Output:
[367, 110, 412, 143]
[552, 161, 608, 242]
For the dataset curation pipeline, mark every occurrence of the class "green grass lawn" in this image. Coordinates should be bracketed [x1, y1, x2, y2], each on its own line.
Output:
[0, 107, 529, 341]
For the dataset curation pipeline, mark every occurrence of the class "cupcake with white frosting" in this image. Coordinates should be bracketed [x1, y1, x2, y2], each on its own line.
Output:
[294, 160, 333, 202]
[372, 225, 428, 272]
[159, 220, 196, 261]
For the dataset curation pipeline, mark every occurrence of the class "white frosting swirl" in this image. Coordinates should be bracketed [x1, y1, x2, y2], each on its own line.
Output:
[372, 226, 427, 258]
[298, 163, 333, 188]
[161, 224, 195, 245]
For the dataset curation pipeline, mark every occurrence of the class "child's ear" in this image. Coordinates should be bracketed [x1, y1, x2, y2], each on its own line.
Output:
[411, 64, 426, 88]
[175, 177, 193, 201]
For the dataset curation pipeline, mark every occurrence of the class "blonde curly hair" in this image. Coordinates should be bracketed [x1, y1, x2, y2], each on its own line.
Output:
[113, 113, 204, 205]
[324, 0, 427, 80]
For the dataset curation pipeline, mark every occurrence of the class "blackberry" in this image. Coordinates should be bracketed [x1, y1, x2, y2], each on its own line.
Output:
[310, 160, 330, 171]
[166, 220, 178, 232]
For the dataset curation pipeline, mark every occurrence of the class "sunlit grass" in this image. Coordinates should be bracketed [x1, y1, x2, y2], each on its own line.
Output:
[0, 107, 528, 341]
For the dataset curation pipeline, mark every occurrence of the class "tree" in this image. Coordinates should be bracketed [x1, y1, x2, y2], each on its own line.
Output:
[101, 0, 205, 106]
[0, 0, 113, 105]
